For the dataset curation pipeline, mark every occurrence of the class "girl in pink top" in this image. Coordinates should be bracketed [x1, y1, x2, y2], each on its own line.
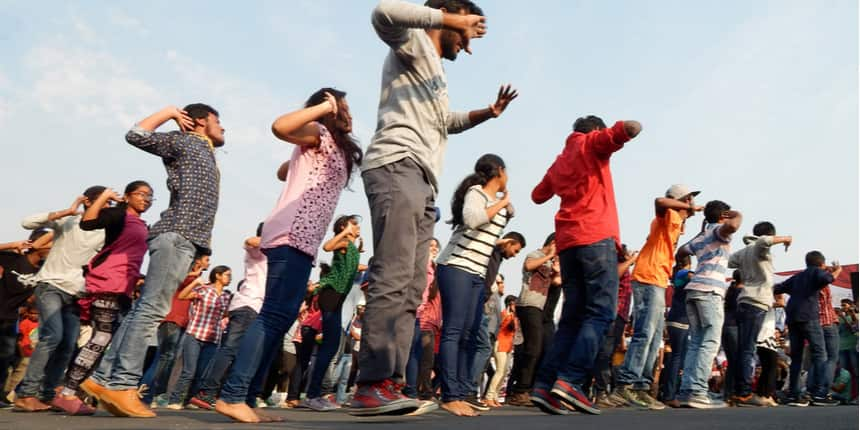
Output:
[53, 181, 152, 415]
[216, 88, 361, 423]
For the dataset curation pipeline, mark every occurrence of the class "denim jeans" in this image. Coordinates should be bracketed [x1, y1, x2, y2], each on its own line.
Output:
[169, 335, 216, 404]
[788, 320, 828, 397]
[0, 320, 17, 392]
[16, 283, 80, 400]
[806, 323, 839, 396]
[142, 321, 184, 402]
[92, 232, 196, 390]
[307, 308, 343, 398]
[735, 303, 767, 396]
[437, 264, 485, 402]
[404, 320, 423, 398]
[198, 306, 258, 395]
[679, 290, 724, 398]
[534, 238, 618, 390]
[661, 324, 688, 401]
[616, 281, 666, 390]
[469, 313, 492, 397]
[219, 245, 312, 405]
[334, 353, 353, 404]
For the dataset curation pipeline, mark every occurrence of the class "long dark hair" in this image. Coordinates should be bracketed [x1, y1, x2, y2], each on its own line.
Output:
[305, 88, 362, 181]
[448, 154, 506, 229]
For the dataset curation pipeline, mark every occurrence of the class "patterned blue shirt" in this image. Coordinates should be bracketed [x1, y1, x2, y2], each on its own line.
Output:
[126, 126, 219, 250]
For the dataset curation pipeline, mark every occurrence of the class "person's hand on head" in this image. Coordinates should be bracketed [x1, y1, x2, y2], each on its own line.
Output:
[171, 107, 194, 132]
[323, 92, 338, 116]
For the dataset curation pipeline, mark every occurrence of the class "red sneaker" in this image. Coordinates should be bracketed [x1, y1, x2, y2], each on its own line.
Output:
[348, 379, 419, 416]
[51, 395, 97, 416]
[551, 380, 601, 415]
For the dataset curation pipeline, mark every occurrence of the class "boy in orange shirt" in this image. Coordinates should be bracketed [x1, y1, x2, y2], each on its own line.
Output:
[611, 185, 702, 410]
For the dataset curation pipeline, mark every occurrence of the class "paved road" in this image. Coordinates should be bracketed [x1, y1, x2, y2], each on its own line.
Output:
[0, 404, 857, 430]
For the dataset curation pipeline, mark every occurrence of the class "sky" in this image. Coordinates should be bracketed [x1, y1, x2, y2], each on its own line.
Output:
[0, 1, 857, 297]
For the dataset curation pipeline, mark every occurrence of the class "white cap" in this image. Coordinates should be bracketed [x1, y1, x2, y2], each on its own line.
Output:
[665, 184, 700, 200]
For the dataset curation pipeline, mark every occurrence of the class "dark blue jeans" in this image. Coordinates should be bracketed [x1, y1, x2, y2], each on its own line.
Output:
[807, 323, 839, 396]
[198, 306, 258, 396]
[404, 320, 423, 398]
[169, 335, 217, 404]
[788, 320, 828, 397]
[219, 245, 312, 405]
[735, 303, 767, 396]
[534, 238, 618, 390]
[0, 320, 17, 393]
[307, 307, 342, 398]
[721, 323, 739, 399]
[16, 283, 80, 400]
[662, 324, 688, 401]
[142, 321, 184, 402]
[469, 313, 492, 397]
[437, 264, 485, 402]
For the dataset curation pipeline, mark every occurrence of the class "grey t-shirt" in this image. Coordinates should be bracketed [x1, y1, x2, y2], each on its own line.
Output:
[730, 235, 776, 311]
[363, 0, 474, 194]
[517, 250, 554, 310]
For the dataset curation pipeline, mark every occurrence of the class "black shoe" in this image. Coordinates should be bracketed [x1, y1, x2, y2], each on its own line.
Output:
[811, 395, 840, 407]
[786, 395, 810, 407]
[464, 397, 491, 411]
[0, 399, 12, 409]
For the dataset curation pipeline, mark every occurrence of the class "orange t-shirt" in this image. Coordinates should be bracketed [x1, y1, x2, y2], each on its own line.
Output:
[496, 310, 517, 353]
[632, 209, 683, 288]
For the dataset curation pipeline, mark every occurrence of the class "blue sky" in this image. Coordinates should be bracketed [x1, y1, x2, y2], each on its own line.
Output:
[0, 1, 856, 296]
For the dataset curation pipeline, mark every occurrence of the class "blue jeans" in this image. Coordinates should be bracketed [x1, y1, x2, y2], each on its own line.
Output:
[679, 290, 724, 398]
[735, 303, 767, 396]
[92, 232, 196, 390]
[307, 307, 342, 398]
[198, 306, 258, 395]
[404, 320, 423, 398]
[334, 353, 353, 404]
[616, 281, 666, 390]
[806, 323, 839, 396]
[469, 313, 492, 397]
[219, 245, 312, 405]
[169, 335, 216, 404]
[142, 322, 184, 402]
[662, 324, 688, 401]
[16, 283, 80, 400]
[788, 320, 828, 397]
[437, 264, 485, 402]
[534, 238, 618, 390]
[0, 320, 18, 392]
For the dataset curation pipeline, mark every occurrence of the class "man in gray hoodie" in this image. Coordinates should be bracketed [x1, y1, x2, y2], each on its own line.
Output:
[728, 221, 792, 406]
[353, 0, 517, 416]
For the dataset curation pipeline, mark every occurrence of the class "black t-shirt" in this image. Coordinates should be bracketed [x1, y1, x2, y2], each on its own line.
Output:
[80, 206, 128, 246]
[0, 251, 40, 321]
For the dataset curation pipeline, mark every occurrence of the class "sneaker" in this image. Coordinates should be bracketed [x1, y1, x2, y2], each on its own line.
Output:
[595, 393, 617, 409]
[786, 395, 810, 407]
[166, 403, 183, 410]
[0, 400, 11, 409]
[464, 397, 491, 412]
[605, 390, 629, 407]
[612, 385, 648, 409]
[301, 397, 337, 412]
[529, 388, 570, 415]
[189, 393, 215, 410]
[681, 394, 727, 409]
[505, 391, 534, 407]
[810, 395, 840, 407]
[735, 393, 765, 407]
[550, 380, 600, 415]
[255, 397, 268, 408]
[348, 380, 419, 416]
[406, 400, 439, 416]
[152, 394, 168, 409]
[636, 391, 666, 410]
[51, 394, 96, 416]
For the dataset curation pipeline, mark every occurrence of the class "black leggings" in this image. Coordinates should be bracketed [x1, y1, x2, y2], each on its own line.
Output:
[63, 295, 123, 393]
[756, 347, 778, 397]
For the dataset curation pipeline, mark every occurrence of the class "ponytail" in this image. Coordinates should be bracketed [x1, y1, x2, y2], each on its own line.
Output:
[448, 154, 505, 229]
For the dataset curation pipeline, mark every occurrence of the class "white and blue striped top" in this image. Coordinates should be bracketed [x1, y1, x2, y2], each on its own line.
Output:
[681, 223, 734, 297]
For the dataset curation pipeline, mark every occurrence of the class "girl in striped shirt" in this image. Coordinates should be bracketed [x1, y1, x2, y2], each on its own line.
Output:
[435, 154, 513, 416]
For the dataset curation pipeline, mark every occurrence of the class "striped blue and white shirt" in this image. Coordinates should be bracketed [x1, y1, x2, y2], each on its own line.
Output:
[681, 223, 734, 297]
[437, 186, 511, 278]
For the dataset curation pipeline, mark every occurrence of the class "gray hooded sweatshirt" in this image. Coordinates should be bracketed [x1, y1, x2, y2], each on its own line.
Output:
[729, 235, 776, 311]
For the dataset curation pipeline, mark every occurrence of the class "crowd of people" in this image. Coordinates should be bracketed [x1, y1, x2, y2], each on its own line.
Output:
[0, 0, 857, 424]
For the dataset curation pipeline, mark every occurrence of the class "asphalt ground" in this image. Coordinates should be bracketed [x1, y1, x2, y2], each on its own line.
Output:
[0, 403, 857, 430]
